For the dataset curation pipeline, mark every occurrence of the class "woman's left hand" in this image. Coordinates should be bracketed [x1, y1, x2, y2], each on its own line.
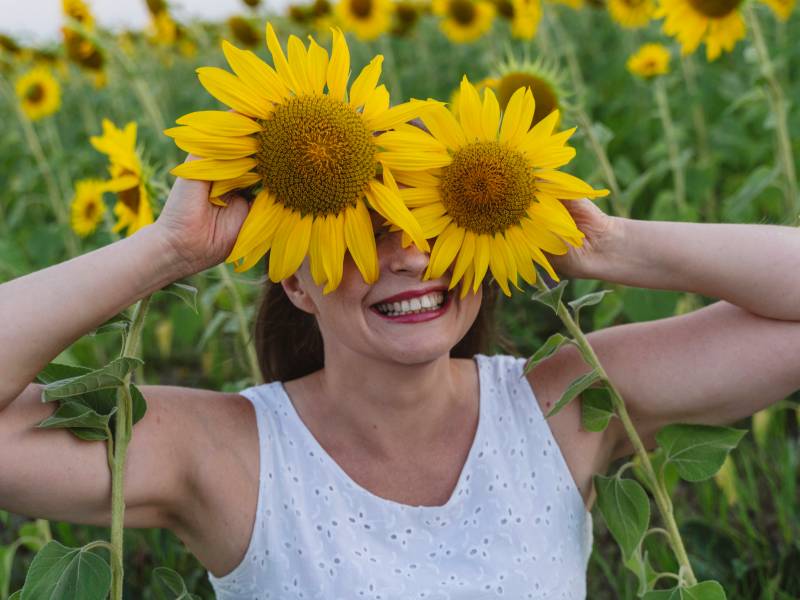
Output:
[544, 198, 620, 280]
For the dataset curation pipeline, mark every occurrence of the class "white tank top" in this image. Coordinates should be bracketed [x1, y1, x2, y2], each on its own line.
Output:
[208, 353, 593, 599]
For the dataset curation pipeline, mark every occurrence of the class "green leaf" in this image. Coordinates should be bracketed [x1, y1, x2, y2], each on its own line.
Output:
[623, 545, 659, 596]
[568, 289, 614, 320]
[656, 424, 747, 482]
[130, 384, 148, 426]
[643, 580, 727, 600]
[581, 387, 615, 432]
[621, 287, 682, 322]
[531, 279, 569, 312]
[152, 567, 201, 600]
[41, 357, 143, 401]
[524, 333, 574, 374]
[546, 370, 601, 418]
[36, 401, 115, 433]
[159, 282, 199, 314]
[594, 474, 650, 560]
[198, 311, 232, 351]
[36, 363, 92, 385]
[9, 591, 21, 600]
[87, 314, 131, 337]
[19, 541, 111, 600]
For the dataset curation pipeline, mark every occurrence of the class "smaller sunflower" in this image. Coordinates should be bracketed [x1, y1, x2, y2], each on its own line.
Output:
[608, 0, 655, 27]
[15, 67, 61, 121]
[228, 16, 261, 47]
[490, 54, 566, 129]
[62, 0, 94, 30]
[495, 0, 542, 39]
[70, 179, 108, 237]
[627, 43, 671, 78]
[90, 120, 154, 237]
[335, 0, 394, 40]
[761, 0, 795, 19]
[391, 1, 422, 35]
[149, 11, 178, 46]
[656, 0, 746, 61]
[432, 0, 496, 43]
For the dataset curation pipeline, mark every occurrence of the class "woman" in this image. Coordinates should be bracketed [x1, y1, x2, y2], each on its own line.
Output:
[1, 163, 799, 598]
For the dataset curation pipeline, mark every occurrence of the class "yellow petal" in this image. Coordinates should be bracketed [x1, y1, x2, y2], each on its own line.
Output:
[458, 75, 483, 142]
[175, 111, 263, 136]
[367, 172, 429, 252]
[459, 262, 475, 299]
[377, 150, 452, 171]
[227, 190, 282, 260]
[308, 217, 328, 287]
[287, 35, 313, 96]
[196, 67, 270, 119]
[520, 217, 568, 255]
[393, 169, 442, 188]
[525, 109, 560, 145]
[449, 230, 475, 290]
[269, 210, 312, 281]
[322, 213, 346, 293]
[535, 169, 609, 199]
[399, 185, 441, 207]
[488, 234, 513, 296]
[505, 226, 539, 285]
[221, 41, 289, 103]
[420, 102, 466, 150]
[350, 55, 383, 108]
[210, 172, 261, 197]
[472, 234, 491, 292]
[363, 84, 390, 123]
[426, 221, 465, 279]
[499, 87, 534, 145]
[306, 36, 329, 95]
[164, 127, 259, 159]
[326, 28, 350, 101]
[265, 22, 298, 93]
[171, 157, 257, 181]
[344, 200, 379, 283]
[481, 88, 501, 141]
[366, 99, 436, 132]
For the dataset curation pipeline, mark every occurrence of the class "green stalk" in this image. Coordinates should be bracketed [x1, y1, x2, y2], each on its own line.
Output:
[535, 277, 697, 585]
[745, 4, 799, 221]
[653, 77, 688, 217]
[217, 265, 263, 385]
[109, 294, 152, 600]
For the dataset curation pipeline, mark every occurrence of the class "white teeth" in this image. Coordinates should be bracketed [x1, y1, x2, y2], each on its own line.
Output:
[420, 295, 432, 309]
[401, 300, 410, 312]
[374, 291, 446, 317]
[409, 298, 422, 310]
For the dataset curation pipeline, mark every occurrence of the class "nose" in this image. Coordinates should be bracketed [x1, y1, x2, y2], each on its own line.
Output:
[381, 231, 430, 278]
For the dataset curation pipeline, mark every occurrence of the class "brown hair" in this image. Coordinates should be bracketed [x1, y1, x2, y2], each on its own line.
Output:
[254, 277, 504, 383]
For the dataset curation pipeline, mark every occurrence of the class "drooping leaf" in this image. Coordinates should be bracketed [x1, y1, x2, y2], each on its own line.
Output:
[19, 541, 111, 600]
[581, 387, 615, 432]
[546, 370, 601, 418]
[35, 363, 92, 385]
[41, 357, 143, 401]
[36, 401, 115, 432]
[594, 475, 650, 560]
[524, 333, 574, 374]
[642, 580, 727, 599]
[531, 279, 569, 312]
[87, 314, 131, 337]
[656, 424, 747, 482]
[152, 567, 202, 600]
[159, 282, 199, 314]
[130, 384, 148, 426]
[568, 289, 614, 320]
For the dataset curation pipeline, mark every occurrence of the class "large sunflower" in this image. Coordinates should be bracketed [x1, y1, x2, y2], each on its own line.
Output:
[379, 77, 608, 297]
[608, 0, 655, 27]
[70, 179, 108, 237]
[432, 0, 496, 43]
[656, 0, 745, 61]
[166, 24, 431, 292]
[90, 120, 154, 237]
[15, 67, 61, 121]
[335, 0, 394, 40]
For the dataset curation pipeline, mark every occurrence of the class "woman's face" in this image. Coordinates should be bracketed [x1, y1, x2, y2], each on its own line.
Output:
[283, 210, 483, 365]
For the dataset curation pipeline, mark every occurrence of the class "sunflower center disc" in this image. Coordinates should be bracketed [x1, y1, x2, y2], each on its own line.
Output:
[497, 72, 558, 127]
[688, 0, 741, 17]
[449, 0, 477, 24]
[256, 95, 376, 217]
[26, 83, 45, 103]
[84, 200, 98, 219]
[350, 0, 374, 18]
[440, 141, 535, 235]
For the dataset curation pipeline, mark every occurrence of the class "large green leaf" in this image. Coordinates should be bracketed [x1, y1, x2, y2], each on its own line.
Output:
[594, 475, 650, 560]
[546, 370, 601, 418]
[19, 541, 111, 600]
[656, 424, 747, 482]
[152, 567, 201, 600]
[581, 387, 615, 432]
[36, 401, 115, 432]
[41, 357, 143, 401]
[524, 333, 574, 374]
[35, 363, 92, 385]
[531, 279, 569, 312]
[643, 580, 727, 599]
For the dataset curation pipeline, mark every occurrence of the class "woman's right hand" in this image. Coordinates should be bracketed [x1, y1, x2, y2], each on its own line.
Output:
[153, 154, 251, 276]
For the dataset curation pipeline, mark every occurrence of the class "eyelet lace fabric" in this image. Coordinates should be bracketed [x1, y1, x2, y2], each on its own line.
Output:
[208, 354, 593, 599]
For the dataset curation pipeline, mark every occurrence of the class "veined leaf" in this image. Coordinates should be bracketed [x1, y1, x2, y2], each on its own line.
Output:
[546, 370, 601, 418]
[36, 363, 91, 385]
[159, 282, 199, 314]
[595, 474, 650, 560]
[643, 580, 727, 599]
[36, 401, 115, 432]
[581, 387, 615, 432]
[152, 567, 202, 600]
[656, 424, 747, 482]
[568, 289, 614, 320]
[19, 541, 111, 600]
[41, 357, 143, 401]
[623, 545, 658, 597]
[87, 314, 131, 337]
[130, 384, 148, 426]
[524, 333, 574, 374]
[531, 279, 569, 312]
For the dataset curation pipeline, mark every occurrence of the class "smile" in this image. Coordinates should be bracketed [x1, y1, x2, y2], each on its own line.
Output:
[369, 290, 453, 323]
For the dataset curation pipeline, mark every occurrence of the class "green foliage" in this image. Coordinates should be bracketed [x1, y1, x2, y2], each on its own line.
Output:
[581, 387, 615, 432]
[18, 542, 111, 600]
[40, 358, 143, 401]
[643, 580, 726, 599]
[656, 424, 748, 482]
[594, 475, 651, 561]
[545, 369, 602, 418]
[151, 567, 201, 600]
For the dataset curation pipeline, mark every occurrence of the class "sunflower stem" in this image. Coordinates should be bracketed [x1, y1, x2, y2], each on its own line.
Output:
[533, 276, 698, 586]
[653, 77, 688, 218]
[217, 265, 263, 386]
[109, 294, 152, 600]
[745, 4, 799, 223]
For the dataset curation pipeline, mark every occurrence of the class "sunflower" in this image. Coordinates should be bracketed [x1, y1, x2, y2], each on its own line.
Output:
[391, 1, 422, 35]
[490, 55, 566, 129]
[761, 0, 795, 19]
[228, 16, 261, 47]
[62, 0, 106, 83]
[335, 0, 394, 40]
[70, 179, 108, 237]
[432, 0, 496, 43]
[62, 0, 94, 29]
[627, 43, 671, 78]
[165, 24, 432, 292]
[494, 0, 542, 38]
[449, 76, 497, 118]
[656, 0, 746, 61]
[608, 0, 655, 27]
[149, 11, 178, 46]
[90, 120, 154, 237]
[15, 67, 61, 121]
[379, 77, 608, 297]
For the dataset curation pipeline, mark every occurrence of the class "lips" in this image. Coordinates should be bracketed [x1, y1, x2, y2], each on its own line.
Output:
[371, 286, 449, 306]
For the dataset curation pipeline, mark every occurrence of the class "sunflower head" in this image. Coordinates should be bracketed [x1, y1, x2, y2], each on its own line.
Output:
[491, 54, 566, 129]
[627, 43, 671, 78]
[166, 23, 435, 292]
[432, 0, 497, 43]
[380, 76, 608, 298]
[71, 179, 108, 237]
[228, 16, 261, 47]
[608, 0, 655, 27]
[15, 67, 61, 121]
[146, 0, 168, 16]
[335, 0, 395, 40]
[391, 1, 422, 35]
[656, 0, 745, 60]
[62, 0, 94, 29]
[761, 0, 795, 19]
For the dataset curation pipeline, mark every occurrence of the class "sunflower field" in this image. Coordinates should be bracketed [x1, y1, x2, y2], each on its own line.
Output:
[1, 0, 799, 598]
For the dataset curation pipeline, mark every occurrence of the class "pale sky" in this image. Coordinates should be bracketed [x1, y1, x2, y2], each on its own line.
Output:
[0, 0, 290, 43]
